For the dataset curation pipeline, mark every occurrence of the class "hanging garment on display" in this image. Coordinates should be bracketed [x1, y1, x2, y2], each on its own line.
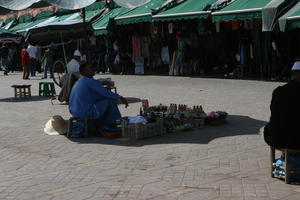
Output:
[215, 21, 220, 33]
[89, 36, 97, 46]
[240, 44, 246, 65]
[196, 20, 205, 35]
[231, 21, 240, 31]
[142, 36, 150, 63]
[250, 43, 254, 59]
[161, 46, 170, 65]
[168, 23, 174, 34]
[132, 36, 142, 62]
[243, 20, 249, 30]
[135, 56, 144, 75]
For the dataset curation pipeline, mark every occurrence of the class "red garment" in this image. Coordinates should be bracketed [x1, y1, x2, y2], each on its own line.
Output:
[132, 36, 141, 62]
[21, 49, 29, 67]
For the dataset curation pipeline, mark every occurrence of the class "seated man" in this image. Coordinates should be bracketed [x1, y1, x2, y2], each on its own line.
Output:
[264, 60, 300, 149]
[69, 63, 128, 135]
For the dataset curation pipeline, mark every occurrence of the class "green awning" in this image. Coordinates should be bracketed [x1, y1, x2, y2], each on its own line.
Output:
[74, 1, 106, 21]
[19, 6, 103, 36]
[2, 18, 15, 30]
[93, 7, 129, 35]
[9, 12, 82, 35]
[153, 0, 216, 22]
[115, 0, 167, 25]
[74, 9, 103, 21]
[4, 17, 14, 25]
[9, 12, 55, 35]
[0, 0, 96, 10]
[279, 2, 300, 31]
[86, 1, 106, 11]
[212, 0, 273, 22]
[9, 15, 33, 32]
[0, 26, 22, 43]
[0, 26, 19, 37]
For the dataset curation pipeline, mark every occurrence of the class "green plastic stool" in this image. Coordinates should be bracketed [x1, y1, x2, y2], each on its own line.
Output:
[39, 82, 56, 97]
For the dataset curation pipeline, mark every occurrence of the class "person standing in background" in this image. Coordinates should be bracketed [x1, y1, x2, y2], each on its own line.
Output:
[35, 47, 42, 73]
[27, 44, 38, 77]
[41, 47, 53, 79]
[21, 45, 29, 80]
[0, 43, 9, 75]
[7, 44, 16, 73]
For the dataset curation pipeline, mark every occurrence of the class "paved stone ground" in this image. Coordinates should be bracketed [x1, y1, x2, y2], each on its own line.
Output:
[0, 72, 299, 200]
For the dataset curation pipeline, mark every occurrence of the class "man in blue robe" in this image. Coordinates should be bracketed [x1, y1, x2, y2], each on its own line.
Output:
[69, 63, 128, 134]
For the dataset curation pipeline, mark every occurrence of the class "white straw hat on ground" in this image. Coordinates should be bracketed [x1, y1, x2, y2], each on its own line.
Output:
[44, 115, 69, 136]
[292, 61, 300, 71]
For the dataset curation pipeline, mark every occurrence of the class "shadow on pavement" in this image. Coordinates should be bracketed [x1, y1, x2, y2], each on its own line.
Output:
[0, 96, 52, 102]
[67, 115, 267, 147]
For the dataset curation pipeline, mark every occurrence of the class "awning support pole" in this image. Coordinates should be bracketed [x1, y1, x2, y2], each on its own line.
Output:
[60, 32, 67, 65]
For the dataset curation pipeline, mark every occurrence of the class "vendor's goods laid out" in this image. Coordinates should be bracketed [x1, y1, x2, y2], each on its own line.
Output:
[120, 100, 228, 140]
[65, 100, 228, 139]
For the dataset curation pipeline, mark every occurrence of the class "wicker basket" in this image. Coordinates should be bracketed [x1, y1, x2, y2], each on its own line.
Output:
[122, 119, 165, 140]
[184, 118, 205, 129]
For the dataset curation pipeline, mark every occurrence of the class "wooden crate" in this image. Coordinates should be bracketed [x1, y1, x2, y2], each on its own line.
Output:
[271, 147, 300, 184]
[122, 119, 165, 140]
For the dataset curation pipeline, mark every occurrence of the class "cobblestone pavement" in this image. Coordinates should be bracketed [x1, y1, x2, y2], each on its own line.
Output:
[0, 72, 299, 200]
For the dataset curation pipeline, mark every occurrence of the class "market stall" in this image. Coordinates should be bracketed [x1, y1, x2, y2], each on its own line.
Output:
[121, 100, 228, 140]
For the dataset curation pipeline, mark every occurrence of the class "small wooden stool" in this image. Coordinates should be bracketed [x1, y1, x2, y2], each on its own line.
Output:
[67, 117, 89, 138]
[11, 85, 31, 98]
[39, 82, 56, 97]
[271, 147, 300, 183]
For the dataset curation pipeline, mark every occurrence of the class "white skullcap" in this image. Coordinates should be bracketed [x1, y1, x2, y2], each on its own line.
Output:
[292, 61, 300, 71]
[74, 49, 81, 57]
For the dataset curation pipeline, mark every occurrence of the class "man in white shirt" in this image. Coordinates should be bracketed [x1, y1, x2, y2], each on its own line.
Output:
[67, 50, 81, 74]
[27, 45, 37, 76]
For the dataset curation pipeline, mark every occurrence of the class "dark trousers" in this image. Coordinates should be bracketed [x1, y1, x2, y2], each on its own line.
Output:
[44, 63, 53, 78]
[23, 66, 29, 79]
[29, 58, 36, 76]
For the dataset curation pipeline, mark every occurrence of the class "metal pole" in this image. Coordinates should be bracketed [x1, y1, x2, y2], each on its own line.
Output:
[60, 32, 67, 65]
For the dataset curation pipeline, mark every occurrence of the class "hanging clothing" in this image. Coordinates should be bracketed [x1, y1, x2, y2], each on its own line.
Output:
[230, 21, 240, 31]
[132, 36, 142, 62]
[161, 46, 170, 65]
[141, 37, 150, 62]
[240, 44, 246, 65]
[215, 21, 220, 33]
[168, 23, 174, 34]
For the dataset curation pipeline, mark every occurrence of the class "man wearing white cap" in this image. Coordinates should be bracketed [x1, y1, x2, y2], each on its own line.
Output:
[264, 59, 300, 149]
[67, 49, 81, 74]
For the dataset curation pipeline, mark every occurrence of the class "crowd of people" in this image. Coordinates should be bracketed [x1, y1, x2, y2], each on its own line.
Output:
[0, 43, 52, 79]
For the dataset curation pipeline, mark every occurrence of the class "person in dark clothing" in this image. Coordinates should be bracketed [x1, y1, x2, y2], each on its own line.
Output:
[0, 43, 9, 75]
[264, 60, 300, 149]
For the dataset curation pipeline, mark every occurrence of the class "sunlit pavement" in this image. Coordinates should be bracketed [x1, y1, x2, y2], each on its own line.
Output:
[0, 72, 298, 200]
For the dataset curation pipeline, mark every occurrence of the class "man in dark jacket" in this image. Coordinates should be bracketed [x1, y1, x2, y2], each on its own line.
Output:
[264, 60, 300, 149]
